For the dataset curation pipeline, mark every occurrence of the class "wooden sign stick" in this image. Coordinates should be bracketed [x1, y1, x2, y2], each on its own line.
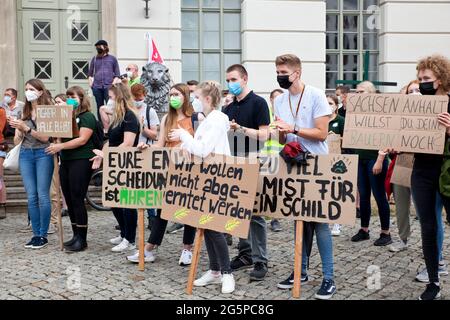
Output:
[187, 228, 204, 295]
[138, 209, 146, 271]
[53, 155, 64, 251]
[293, 220, 304, 299]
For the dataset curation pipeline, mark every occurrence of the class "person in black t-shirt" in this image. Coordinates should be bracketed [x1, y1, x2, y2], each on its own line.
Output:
[222, 64, 271, 281]
[92, 83, 141, 254]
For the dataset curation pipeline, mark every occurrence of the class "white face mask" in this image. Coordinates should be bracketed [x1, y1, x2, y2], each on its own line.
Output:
[409, 92, 422, 96]
[3, 96, 12, 105]
[192, 98, 203, 112]
[107, 99, 115, 109]
[127, 71, 133, 78]
[134, 100, 145, 109]
[25, 90, 39, 102]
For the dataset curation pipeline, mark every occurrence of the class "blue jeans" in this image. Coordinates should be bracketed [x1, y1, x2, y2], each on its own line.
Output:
[92, 87, 110, 119]
[358, 159, 391, 230]
[19, 148, 54, 238]
[300, 223, 334, 280]
[435, 193, 444, 262]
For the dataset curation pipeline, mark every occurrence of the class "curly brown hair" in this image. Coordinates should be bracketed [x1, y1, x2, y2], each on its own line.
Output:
[416, 54, 450, 92]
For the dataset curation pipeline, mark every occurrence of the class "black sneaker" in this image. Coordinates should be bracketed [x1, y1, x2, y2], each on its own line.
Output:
[351, 229, 370, 242]
[419, 283, 441, 300]
[32, 237, 48, 249]
[315, 279, 337, 300]
[230, 255, 253, 271]
[270, 219, 282, 232]
[374, 233, 393, 246]
[24, 236, 39, 249]
[277, 272, 308, 289]
[250, 262, 268, 281]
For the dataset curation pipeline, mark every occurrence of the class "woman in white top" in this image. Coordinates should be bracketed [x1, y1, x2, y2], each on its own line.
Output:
[169, 81, 235, 294]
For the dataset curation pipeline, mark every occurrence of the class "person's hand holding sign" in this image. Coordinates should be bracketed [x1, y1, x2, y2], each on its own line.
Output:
[438, 112, 450, 135]
[90, 149, 104, 170]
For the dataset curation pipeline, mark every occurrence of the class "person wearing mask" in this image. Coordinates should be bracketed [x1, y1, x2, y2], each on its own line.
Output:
[350, 81, 392, 246]
[95, 84, 140, 253]
[169, 81, 235, 294]
[166, 80, 201, 235]
[125, 64, 141, 87]
[126, 83, 203, 266]
[3, 88, 24, 138]
[0, 106, 7, 219]
[88, 40, 121, 120]
[335, 85, 350, 118]
[52, 94, 69, 218]
[46, 86, 96, 252]
[327, 95, 345, 236]
[272, 54, 335, 299]
[9, 79, 53, 249]
[223, 64, 271, 282]
[408, 54, 450, 300]
[261, 88, 285, 233]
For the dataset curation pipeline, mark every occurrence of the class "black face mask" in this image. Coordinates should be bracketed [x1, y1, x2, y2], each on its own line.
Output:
[419, 81, 438, 95]
[277, 75, 293, 89]
[96, 48, 104, 54]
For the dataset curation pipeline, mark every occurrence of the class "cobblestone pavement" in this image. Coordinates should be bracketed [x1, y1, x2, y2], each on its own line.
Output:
[0, 209, 449, 300]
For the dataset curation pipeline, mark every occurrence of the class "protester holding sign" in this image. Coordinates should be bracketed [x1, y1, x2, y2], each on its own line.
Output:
[127, 83, 202, 266]
[45, 86, 96, 252]
[101, 83, 141, 253]
[223, 64, 271, 281]
[350, 81, 392, 247]
[409, 55, 450, 300]
[271, 54, 336, 300]
[327, 95, 345, 237]
[168, 81, 235, 293]
[9, 79, 54, 249]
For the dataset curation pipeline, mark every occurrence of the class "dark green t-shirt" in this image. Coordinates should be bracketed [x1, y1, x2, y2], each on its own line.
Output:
[60, 112, 96, 161]
[328, 115, 345, 136]
[355, 149, 379, 160]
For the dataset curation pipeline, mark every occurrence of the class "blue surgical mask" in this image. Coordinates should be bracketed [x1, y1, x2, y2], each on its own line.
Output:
[66, 98, 79, 109]
[3, 96, 12, 105]
[228, 82, 243, 96]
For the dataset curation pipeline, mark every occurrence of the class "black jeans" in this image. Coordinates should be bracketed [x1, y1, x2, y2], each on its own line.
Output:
[358, 159, 391, 230]
[148, 209, 196, 246]
[92, 87, 109, 119]
[60, 159, 92, 227]
[112, 208, 137, 244]
[411, 158, 442, 283]
[205, 230, 231, 273]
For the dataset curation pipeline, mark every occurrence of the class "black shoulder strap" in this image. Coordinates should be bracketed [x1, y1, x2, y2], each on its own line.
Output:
[146, 105, 151, 129]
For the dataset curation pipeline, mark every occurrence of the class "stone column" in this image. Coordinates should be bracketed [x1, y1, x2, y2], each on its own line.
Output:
[101, 0, 117, 53]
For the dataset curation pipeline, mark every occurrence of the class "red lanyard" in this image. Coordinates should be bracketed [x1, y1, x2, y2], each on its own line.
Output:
[288, 86, 306, 119]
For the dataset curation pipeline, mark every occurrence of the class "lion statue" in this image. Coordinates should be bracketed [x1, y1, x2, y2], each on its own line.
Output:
[141, 62, 172, 113]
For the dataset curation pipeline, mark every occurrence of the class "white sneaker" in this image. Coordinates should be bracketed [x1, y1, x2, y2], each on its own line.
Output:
[331, 224, 341, 236]
[111, 239, 135, 252]
[110, 235, 123, 245]
[221, 274, 235, 294]
[179, 249, 193, 266]
[194, 270, 222, 287]
[389, 240, 408, 252]
[127, 249, 156, 263]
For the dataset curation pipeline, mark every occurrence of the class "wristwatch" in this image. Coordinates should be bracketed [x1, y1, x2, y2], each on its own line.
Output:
[292, 126, 299, 136]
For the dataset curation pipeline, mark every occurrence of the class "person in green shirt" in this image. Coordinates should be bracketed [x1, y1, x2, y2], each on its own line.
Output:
[126, 64, 141, 87]
[45, 86, 96, 253]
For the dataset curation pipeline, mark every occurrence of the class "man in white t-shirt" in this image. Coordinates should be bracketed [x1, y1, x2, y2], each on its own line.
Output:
[272, 54, 336, 300]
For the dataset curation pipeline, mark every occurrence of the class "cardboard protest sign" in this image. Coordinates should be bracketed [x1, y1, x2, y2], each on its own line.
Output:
[102, 147, 170, 209]
[327, 133, 342, 154]
[391, 153, 414, 188]
[161, 154, 260, 238]
[342, 94, 448, 154]
[253, 154, 358, 226]
[36, 105, 73, 138]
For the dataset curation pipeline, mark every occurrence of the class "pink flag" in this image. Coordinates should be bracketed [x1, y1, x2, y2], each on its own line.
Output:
[146, 33, 164, 64]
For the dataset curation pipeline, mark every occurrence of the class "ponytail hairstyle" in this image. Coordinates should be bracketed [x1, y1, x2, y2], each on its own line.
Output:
[197, 81, 222, 110]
